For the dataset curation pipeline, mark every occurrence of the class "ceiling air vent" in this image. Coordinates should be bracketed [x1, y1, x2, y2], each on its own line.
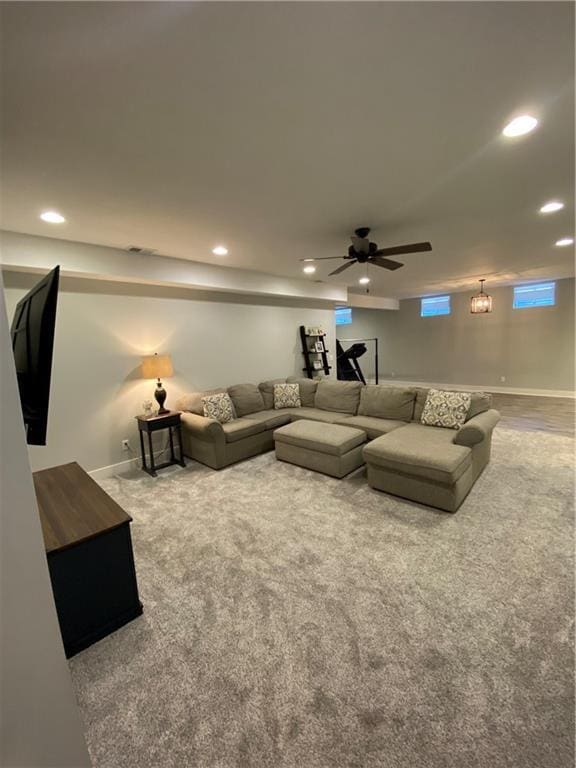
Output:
[126, 245, 157, 256]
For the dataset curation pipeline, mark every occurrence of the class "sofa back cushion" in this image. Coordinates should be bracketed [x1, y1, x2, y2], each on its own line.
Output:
[176, 388, 227, 416]
[314, 380, 363, 414]
[413, 387, 492, 423]
[358, 385, 416, 421]
[227, 383, 266, 417]
[286, 376, 318, 407]
[258, 378, 287, 409]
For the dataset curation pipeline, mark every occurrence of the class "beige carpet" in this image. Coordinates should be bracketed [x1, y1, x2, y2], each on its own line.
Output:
[69, 427, 574, 768]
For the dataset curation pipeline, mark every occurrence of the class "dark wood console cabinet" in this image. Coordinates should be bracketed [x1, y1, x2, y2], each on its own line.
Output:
[33, 462, 143, 658]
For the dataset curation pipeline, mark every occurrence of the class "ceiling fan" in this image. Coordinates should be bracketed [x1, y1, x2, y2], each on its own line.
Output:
[301, 227, 432, 276]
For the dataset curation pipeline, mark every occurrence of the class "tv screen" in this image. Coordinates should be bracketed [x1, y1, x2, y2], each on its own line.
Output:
[10, 266, 60, 445]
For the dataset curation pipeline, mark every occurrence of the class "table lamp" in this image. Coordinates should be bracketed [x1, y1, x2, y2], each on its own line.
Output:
[141, 353, 174, 414]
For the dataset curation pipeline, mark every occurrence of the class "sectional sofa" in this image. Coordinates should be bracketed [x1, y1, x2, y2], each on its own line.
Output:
[175, 378, 500, 512]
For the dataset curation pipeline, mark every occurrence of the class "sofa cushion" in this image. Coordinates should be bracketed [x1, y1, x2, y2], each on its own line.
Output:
[242, 409, 292, 430]
[314, 380, 363, 414]
[333, 415, 407, 441]
[258, 378, 286, 409]
[286, 377, 318, 407]
[274, 420, 366, 456]
[288, 407, 351, 424]
[421, 389, 472, 430]
[413, 387, 492, 423]
[358, 385, 416, 421]
[201, 393, 235, 424]
[363, 424, 471, 484]
[466, 392, 493, 421]
[176, 388, 227, 416]
[227, 383, 266, 417]
[221, 418, 266, 443]
[274, 383, 301, 409]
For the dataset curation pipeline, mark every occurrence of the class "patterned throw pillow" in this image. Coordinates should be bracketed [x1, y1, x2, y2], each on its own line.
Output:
[201, 392, 235, 423]
[273, 383, 301, 410]
[420, 389, 472, 430]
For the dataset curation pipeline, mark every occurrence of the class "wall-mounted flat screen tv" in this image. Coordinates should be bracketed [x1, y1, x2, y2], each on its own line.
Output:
[10, 266, 60, 445]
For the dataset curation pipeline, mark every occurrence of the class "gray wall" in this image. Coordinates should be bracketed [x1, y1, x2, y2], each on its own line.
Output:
[0, 273, 90, 767]
[338, 279, 575, 393]
[3, 273, 335, 473]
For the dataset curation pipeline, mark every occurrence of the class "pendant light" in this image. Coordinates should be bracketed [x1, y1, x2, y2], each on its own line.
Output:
[470, 279, 492, 314]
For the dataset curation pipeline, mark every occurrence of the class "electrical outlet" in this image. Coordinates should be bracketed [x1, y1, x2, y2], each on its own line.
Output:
[500, 376, 506, 383]
[122, 439, 131, 451]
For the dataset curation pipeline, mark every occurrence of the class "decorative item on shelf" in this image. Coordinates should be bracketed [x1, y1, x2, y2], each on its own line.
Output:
[142, 399, 154, 417]
[300, 324, 331, 378]
[470, 279, 493, 314]
[141, 353, 174, 414]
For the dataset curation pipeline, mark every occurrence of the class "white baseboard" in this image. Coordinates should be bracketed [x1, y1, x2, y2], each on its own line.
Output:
[89, 449, 168, 482]
[373, 378, 575, 399]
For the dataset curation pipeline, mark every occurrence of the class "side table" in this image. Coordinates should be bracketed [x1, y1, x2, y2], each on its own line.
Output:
[135, 411, 186, 477]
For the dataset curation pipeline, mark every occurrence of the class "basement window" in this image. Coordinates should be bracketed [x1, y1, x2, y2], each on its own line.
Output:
[421, 295, 451, 317]
[513, 282, 556, 309]
[335, 306, 352, 325]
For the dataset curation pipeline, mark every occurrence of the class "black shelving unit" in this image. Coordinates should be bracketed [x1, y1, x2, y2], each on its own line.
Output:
[299, 325, 331, 379]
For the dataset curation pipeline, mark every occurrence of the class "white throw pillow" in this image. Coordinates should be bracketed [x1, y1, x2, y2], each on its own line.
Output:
[202, 392, 235, 423]
[420, 389, 472, 430]
[273, 383, 301, 410]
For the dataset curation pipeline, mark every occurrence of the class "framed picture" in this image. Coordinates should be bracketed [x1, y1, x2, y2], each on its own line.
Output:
[314, 341, 324, 353]
[313, 360, 323, 370]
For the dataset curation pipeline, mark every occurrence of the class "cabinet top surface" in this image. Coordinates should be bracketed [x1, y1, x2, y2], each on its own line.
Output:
[33, 462, 132, 554]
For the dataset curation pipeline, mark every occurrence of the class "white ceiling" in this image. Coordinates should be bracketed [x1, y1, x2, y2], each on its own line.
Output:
[0, 2, 574, 299]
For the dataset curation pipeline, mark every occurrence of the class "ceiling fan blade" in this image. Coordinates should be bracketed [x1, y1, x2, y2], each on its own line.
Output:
[329, 260, 357, 276]
[373, 241, 432, 257]
[371, 257, 404, 271]
[299, 255, 349, 261]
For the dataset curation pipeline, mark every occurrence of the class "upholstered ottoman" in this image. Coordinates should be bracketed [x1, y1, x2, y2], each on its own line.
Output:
[273, 420, 366, 478]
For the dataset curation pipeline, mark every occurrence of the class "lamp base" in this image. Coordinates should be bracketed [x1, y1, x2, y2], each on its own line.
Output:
[154, 380, 169, 414]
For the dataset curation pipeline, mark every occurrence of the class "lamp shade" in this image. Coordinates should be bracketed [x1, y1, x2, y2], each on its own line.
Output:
[141, 353, 173, 380]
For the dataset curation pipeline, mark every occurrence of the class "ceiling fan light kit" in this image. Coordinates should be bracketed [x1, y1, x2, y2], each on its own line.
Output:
[299, 227, 432, 278]
[470, 279, 493, 314]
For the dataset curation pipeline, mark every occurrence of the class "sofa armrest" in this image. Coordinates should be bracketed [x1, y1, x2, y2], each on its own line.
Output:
[180, 412, 224, 443]
[454, 409, 501, 447]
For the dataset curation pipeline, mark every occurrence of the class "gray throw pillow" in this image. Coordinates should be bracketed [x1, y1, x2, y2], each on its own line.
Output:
[176, 388, 227, 416]
[258, 378, 287, 409]
[286, 376, 318, 407]
[227, 383, 265, 417]
[421, 389, 472, 429]
[466, 392, 493, 421]
[358, 385, 416, 421]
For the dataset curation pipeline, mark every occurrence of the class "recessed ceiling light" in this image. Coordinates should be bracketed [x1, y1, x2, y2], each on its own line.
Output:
[359, 276, 370, 285]
[539, 201, 564, 214]
[502, 115, 538, 138]
[555, 237, 574, 247]
[303, 265, 316, 274]
[40, 210, 65, 224]
[212, 245, 228, 256]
